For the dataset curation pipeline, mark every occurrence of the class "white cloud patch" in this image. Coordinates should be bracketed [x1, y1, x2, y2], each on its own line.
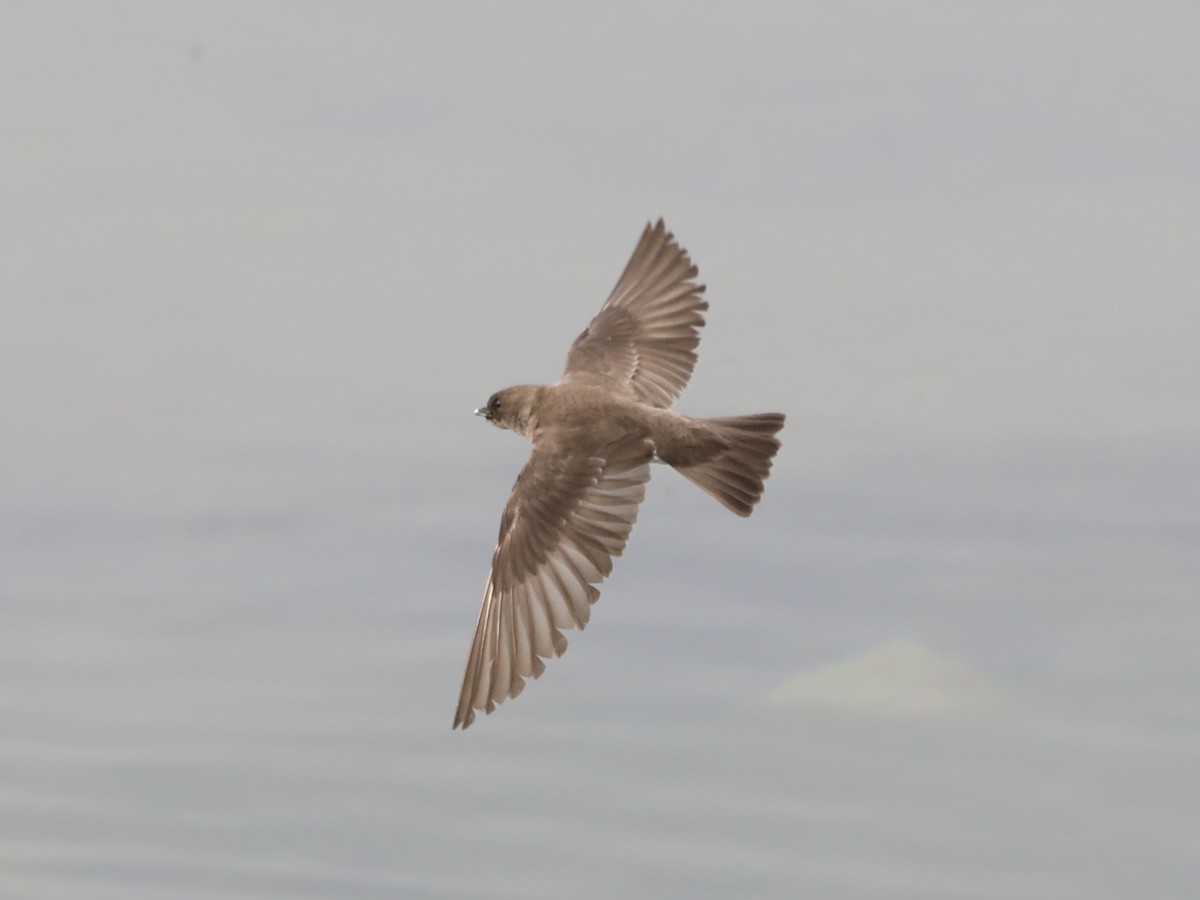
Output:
[766, 639, 1005, 714]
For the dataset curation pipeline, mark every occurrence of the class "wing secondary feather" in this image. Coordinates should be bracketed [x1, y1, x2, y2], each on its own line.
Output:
[561, 219, 708, 409]
[454, 432, 653, 729]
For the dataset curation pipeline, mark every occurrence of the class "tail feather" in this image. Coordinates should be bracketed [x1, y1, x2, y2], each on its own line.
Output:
[674, 413, 784, 516]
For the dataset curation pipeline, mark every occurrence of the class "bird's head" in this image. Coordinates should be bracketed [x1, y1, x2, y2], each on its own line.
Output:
[475, 385, 541, 436]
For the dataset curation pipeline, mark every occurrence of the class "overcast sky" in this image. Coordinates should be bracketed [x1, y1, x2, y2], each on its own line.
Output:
[2, 4, 1198, 898]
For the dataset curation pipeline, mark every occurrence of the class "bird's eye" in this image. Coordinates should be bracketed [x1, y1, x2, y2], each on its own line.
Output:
[489, 395, 502, 412]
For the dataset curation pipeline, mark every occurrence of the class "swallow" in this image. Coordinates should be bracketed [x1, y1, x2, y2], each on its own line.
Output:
[455, 220, 784, 728]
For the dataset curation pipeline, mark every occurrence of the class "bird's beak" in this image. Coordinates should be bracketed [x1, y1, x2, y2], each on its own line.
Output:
[474, 408, 488, 418]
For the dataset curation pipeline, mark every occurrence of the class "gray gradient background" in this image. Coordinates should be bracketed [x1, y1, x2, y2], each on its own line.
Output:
[3, 4, 1198, 898]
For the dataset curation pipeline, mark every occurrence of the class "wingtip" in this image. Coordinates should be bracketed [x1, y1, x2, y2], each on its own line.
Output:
[453, 695, 476, 730]
[644, 217, 671, 243]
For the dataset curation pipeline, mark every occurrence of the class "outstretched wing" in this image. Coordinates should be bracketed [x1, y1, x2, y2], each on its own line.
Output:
[561, 219, 708, 409]
[454, 432, 653, 729]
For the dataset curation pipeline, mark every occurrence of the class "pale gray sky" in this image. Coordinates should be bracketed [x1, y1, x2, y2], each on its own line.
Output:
[2, 4, 1198, 898]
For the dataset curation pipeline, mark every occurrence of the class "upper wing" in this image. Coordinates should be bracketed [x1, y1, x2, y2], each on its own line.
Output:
[454, 432, 653, 729]
[560, 219, 708, 409]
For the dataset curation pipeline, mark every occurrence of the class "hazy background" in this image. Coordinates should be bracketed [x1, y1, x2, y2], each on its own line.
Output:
[3, 4, 1197, 898]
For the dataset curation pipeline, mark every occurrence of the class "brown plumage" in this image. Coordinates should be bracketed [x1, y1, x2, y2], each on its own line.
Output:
[455, 220, 784, 729]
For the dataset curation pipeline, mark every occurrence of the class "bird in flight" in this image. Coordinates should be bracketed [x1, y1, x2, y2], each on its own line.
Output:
[454, 220, 784, 729]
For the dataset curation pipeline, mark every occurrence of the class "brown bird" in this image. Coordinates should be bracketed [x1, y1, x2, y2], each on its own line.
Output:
[454, 220, 784, 729]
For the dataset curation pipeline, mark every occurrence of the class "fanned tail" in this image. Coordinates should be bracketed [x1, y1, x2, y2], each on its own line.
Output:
[674, 413, 784, 516]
